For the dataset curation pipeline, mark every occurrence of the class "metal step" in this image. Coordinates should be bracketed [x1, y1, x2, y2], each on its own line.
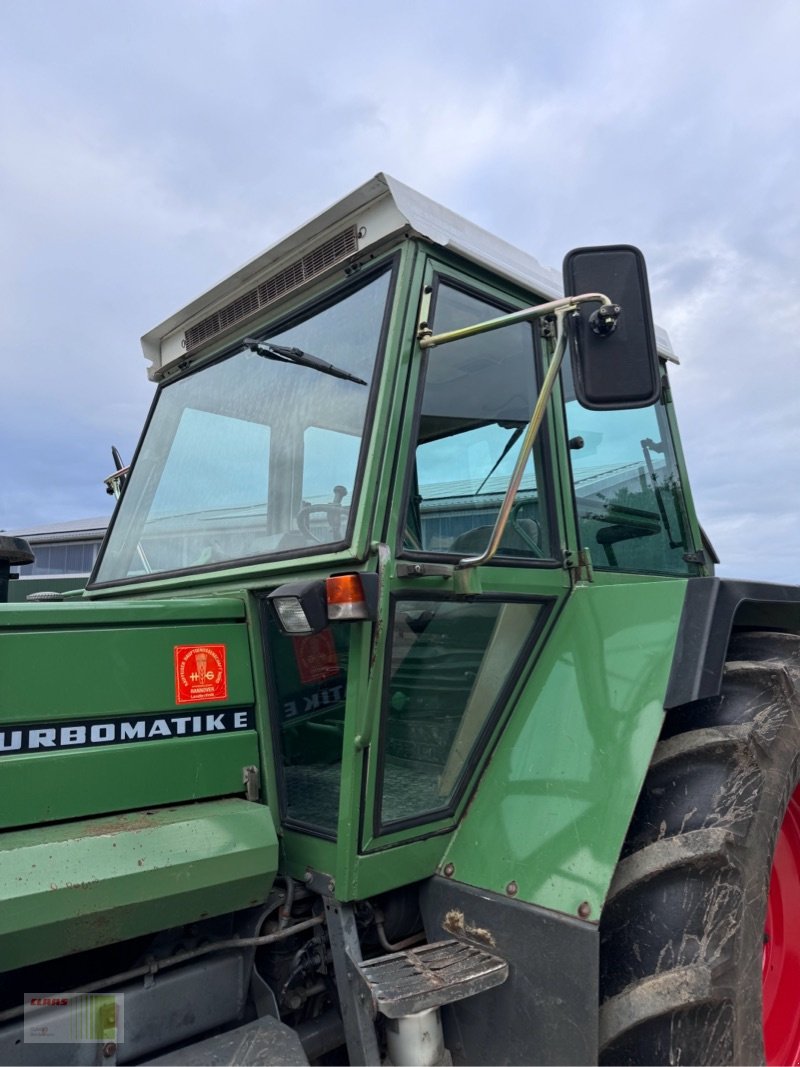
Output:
[356, 939, 508, 1019]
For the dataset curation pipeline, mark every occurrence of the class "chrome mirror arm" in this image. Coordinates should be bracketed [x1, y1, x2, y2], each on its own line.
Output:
[415, 291, 613, 573]
[456, 306, 571, 570]
[417, 292, 611, 349]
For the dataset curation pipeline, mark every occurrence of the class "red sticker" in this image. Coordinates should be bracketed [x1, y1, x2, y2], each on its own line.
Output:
[174, 645, 228, 705]
[292, 630, 340, 685]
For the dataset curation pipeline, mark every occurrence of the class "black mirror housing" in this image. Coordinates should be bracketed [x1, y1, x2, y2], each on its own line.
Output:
[562, 245, 661, 410]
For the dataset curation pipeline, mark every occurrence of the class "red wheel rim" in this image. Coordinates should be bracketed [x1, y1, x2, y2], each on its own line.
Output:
[763, 783, 800, 1065]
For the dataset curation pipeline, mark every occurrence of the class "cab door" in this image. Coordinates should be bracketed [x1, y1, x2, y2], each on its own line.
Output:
[359, 261, 574, 853]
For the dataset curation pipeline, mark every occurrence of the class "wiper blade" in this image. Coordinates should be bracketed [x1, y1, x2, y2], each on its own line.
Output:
[474, 425, 524, 495]
[243, 338, 367, 385]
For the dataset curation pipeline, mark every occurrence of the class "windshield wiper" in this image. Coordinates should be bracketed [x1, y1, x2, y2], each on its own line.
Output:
[474, 425, 524, 495]
[242, 338, 367, 385]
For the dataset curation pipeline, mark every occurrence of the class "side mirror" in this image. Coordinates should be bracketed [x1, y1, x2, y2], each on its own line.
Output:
[562, 245, 661, 410]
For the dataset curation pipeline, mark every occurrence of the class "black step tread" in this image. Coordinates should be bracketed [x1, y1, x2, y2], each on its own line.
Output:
[357, 939, 508, 1018]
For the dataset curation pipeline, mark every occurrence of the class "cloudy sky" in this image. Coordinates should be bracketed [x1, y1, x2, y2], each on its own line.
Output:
[1, 0, 797, 582]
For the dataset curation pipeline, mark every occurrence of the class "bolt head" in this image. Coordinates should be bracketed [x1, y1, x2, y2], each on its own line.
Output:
[578, 900, 592, 919]
[506, 881, 518, 897]
[443, 862, 455, 878]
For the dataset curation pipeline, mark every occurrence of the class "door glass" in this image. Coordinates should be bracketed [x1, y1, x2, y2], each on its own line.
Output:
[378, 597, 543, 830]
[403, 282, 552, 559]
[264, 608, 350, 837]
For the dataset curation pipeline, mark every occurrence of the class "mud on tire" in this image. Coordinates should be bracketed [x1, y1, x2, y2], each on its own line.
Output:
[599, 631, 800, 1065]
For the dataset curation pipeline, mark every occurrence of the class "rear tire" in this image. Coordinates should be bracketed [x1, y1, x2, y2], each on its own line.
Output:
[599, 631, 800, 1065]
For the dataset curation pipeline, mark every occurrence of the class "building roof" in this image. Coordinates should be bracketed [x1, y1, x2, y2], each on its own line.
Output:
[5, 516, 109, 543]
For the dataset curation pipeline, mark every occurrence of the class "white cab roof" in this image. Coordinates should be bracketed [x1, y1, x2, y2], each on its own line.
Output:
[142, 172, 675, 378]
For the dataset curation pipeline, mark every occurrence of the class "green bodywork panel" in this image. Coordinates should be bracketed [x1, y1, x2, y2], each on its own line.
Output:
[0, 798, 277, 970]
[440, 577, 688, 918]
[0, 598, 258, 829]
[0, 598, 247, 629]
[1, 734, 260, 831]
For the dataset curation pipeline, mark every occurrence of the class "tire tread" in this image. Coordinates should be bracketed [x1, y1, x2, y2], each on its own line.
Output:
[599, 633, 800, 1065]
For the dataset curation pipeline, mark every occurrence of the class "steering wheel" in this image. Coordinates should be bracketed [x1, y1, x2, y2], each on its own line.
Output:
[295, 503, 347, 542]
[508, 503, 545, 558]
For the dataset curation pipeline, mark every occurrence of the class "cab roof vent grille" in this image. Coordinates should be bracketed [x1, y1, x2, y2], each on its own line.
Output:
[184, 224, 358, 352]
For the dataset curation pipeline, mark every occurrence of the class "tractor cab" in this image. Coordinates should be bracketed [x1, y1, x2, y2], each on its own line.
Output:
[86, 174, 708, 906]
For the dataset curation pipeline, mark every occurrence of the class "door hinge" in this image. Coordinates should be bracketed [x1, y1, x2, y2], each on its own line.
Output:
[682, 549, 707, 566]
[562, 547, 593, 583]
[539, 314, 556, 340]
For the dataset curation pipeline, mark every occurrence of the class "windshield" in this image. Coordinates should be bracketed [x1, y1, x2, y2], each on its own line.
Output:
[93, 267, 392, 583]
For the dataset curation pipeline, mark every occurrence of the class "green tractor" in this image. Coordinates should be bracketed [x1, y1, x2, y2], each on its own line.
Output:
[1, 174, 798, 1066]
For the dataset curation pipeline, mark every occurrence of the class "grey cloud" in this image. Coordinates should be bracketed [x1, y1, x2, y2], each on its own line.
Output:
[1, 0, 798, 584]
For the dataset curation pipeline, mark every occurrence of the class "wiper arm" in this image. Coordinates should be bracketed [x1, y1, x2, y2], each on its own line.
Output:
[243, 338, 367, 385]
[474, 425, 524, 495]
